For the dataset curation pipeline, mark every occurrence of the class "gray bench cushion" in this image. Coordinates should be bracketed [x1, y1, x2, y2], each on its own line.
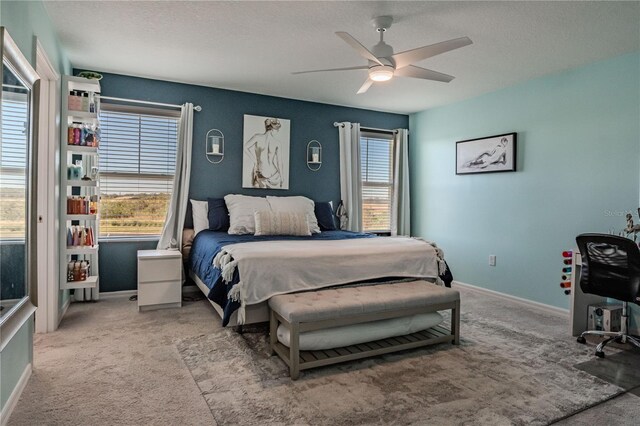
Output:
[268, 280, 460, 323]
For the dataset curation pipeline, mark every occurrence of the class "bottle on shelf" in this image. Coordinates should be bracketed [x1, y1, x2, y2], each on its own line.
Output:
[81, 92, 89, 112]
[90, 195, 98, 214]
[73, 123, 81, 145]
[68, 90, 82, 111]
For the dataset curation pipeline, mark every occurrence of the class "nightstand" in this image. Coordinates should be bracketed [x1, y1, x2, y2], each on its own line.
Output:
[137, 249, 182, 311]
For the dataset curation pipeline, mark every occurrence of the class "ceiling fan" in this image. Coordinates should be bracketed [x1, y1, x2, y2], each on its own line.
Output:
[293, 16, 472, 94]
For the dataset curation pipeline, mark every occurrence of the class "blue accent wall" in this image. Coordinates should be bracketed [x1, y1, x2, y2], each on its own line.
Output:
[89, 71, 408, 292]
[410, 52, 640, 328]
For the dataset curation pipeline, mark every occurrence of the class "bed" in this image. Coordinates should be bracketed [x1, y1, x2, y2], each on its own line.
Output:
[187, 229, 445, 326]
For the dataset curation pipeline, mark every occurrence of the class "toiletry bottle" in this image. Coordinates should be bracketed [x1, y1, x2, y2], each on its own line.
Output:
[75, 160, 83, 180]
[73, 262, 81, 281]
[80, 124, 87, 146]
[82, 92, 89, 112]
[89, 91, 96, 113]
[68, 125, 74, 145]
[90, 195, 97, 214]
[68, 262, 75, 282]
[73, 124, 81, 145]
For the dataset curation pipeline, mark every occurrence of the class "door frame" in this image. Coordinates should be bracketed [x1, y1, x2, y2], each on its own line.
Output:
[34, 39, 60, 333]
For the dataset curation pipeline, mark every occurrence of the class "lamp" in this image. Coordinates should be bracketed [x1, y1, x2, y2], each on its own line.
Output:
[369, 65, 394, 82]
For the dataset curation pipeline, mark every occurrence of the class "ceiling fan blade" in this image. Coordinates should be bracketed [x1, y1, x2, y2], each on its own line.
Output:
[336, 32, 384, 66]
[292, 65, 369, 75]
[356, 78, 374, 95]
[392, 36, 472, 69]
[394, 65, 455, 83]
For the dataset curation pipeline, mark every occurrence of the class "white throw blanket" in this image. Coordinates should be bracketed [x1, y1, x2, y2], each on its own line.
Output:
[213, 237, 445, 324]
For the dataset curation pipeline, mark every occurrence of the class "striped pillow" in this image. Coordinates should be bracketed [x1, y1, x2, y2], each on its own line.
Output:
[254, 211, 311, 236]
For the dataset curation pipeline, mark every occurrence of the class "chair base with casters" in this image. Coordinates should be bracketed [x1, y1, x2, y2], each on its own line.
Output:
[575, 233, 640, 358]
[576, 301, 640, 357]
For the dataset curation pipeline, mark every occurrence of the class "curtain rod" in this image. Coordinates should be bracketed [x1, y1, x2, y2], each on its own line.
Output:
[100, 95, 202, 112]
[333, 122, 398, 134]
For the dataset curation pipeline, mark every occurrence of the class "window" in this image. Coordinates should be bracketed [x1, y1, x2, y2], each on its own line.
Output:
[98, 103, 179, 238]
[360, 131, 394, 233]
[0, 88, 28, 240]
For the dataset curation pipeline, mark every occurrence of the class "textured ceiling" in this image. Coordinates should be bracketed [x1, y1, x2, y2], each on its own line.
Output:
[43, 1, 640, 114]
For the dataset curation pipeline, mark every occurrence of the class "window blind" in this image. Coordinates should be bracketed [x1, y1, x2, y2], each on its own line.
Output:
[98, 105, 179, 238]
[360, 132, 394, 232]
[0, 94, 29, 239]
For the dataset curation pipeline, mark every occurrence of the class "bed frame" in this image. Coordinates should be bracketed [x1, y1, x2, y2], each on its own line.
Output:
[190, 270, 269, 326]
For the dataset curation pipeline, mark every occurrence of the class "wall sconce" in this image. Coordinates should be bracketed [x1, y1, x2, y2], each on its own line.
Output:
[307, 140, 322, 171]
[206, 129, 224, 164]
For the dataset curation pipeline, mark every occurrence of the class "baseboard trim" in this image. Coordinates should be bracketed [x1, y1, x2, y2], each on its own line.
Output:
[99, 290, 137, 299]
[453, 280, 569, 317]
[58, 296, 71, 327]
[0, 363, 32, 426]
[99, 285, 199, 300]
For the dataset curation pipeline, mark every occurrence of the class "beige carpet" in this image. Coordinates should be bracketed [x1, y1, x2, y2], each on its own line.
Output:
[8, 287, 639, 425]
[8, 296, 218, 426]
[175, 298, 625, 425]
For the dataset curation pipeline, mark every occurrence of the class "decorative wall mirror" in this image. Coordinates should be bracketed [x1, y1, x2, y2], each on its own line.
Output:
[0, 27, 39, 330]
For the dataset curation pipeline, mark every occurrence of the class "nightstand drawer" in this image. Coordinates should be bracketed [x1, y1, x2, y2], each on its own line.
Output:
[138, 257, 181, 283]
[138, 280, 181, 306]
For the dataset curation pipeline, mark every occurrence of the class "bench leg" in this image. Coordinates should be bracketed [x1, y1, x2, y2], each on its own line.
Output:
[289, 322, 300, 380]
[269, 309, 277, 356]
[452, 299, 460, 345]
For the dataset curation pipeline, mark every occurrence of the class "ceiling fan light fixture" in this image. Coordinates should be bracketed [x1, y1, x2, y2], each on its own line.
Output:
[369, 65, 394, 82]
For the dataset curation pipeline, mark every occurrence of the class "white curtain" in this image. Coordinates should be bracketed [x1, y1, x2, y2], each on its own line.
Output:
[158, 103, 194, 250]
[391, 128, 410, 236]
[337, 122, 362, 232]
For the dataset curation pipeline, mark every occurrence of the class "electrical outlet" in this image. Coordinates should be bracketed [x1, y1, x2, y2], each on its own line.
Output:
[489, 255, 496, 266]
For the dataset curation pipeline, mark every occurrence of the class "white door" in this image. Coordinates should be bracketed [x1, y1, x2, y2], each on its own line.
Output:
[35, 41, 60, 333]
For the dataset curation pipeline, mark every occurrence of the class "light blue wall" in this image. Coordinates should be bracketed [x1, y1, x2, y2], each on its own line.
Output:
[0, 319, 33, 410]
[410, 52, 640, 327]
[1, 0, 71, 414]
[1, 0, 71, 75]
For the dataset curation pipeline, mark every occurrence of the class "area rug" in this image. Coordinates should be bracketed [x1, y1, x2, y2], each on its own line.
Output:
[177, 307, 625, 426]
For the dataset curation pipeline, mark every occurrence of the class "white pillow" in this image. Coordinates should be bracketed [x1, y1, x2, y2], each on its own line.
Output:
[224, 194, 270, 235]
[190, 199, 209, 235]
[254, 211, 311, 236]
[266, 196, 320, 233]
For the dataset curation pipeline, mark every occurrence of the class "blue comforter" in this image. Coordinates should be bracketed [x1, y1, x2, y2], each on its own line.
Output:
[189, 230, 375, 326]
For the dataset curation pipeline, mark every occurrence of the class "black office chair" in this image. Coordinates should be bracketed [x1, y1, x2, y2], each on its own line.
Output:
[575, 233, 640, 357]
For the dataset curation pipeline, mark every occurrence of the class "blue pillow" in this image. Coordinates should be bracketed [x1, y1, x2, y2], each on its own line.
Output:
[207, 198, 230, 231]
[314, 201, 337, 231]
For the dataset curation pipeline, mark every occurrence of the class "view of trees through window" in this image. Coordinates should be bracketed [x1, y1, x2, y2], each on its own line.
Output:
[0, 94, 28, 239]
[99, 107, 178, 237]
[360, 133, 394, 232]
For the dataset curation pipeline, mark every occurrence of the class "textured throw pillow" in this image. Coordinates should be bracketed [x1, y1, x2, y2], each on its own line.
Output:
[266, 196, 321, 233]
[207, 198, 230, 231]
[254, 210, 311, 236]
[190, 199, 209, 235]
[224, 194, 270, 235]
[314, 201, 337, 231]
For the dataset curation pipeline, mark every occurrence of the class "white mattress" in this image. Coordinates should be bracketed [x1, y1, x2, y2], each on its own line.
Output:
[277, 312, 444, 351]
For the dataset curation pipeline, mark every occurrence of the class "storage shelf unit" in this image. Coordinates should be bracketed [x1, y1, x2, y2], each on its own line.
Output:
[60, 275, 99, 291]
[59, 75, 101, 293]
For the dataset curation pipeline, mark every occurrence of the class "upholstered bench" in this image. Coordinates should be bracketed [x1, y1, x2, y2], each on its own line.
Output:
[268, 280, 460, 379]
